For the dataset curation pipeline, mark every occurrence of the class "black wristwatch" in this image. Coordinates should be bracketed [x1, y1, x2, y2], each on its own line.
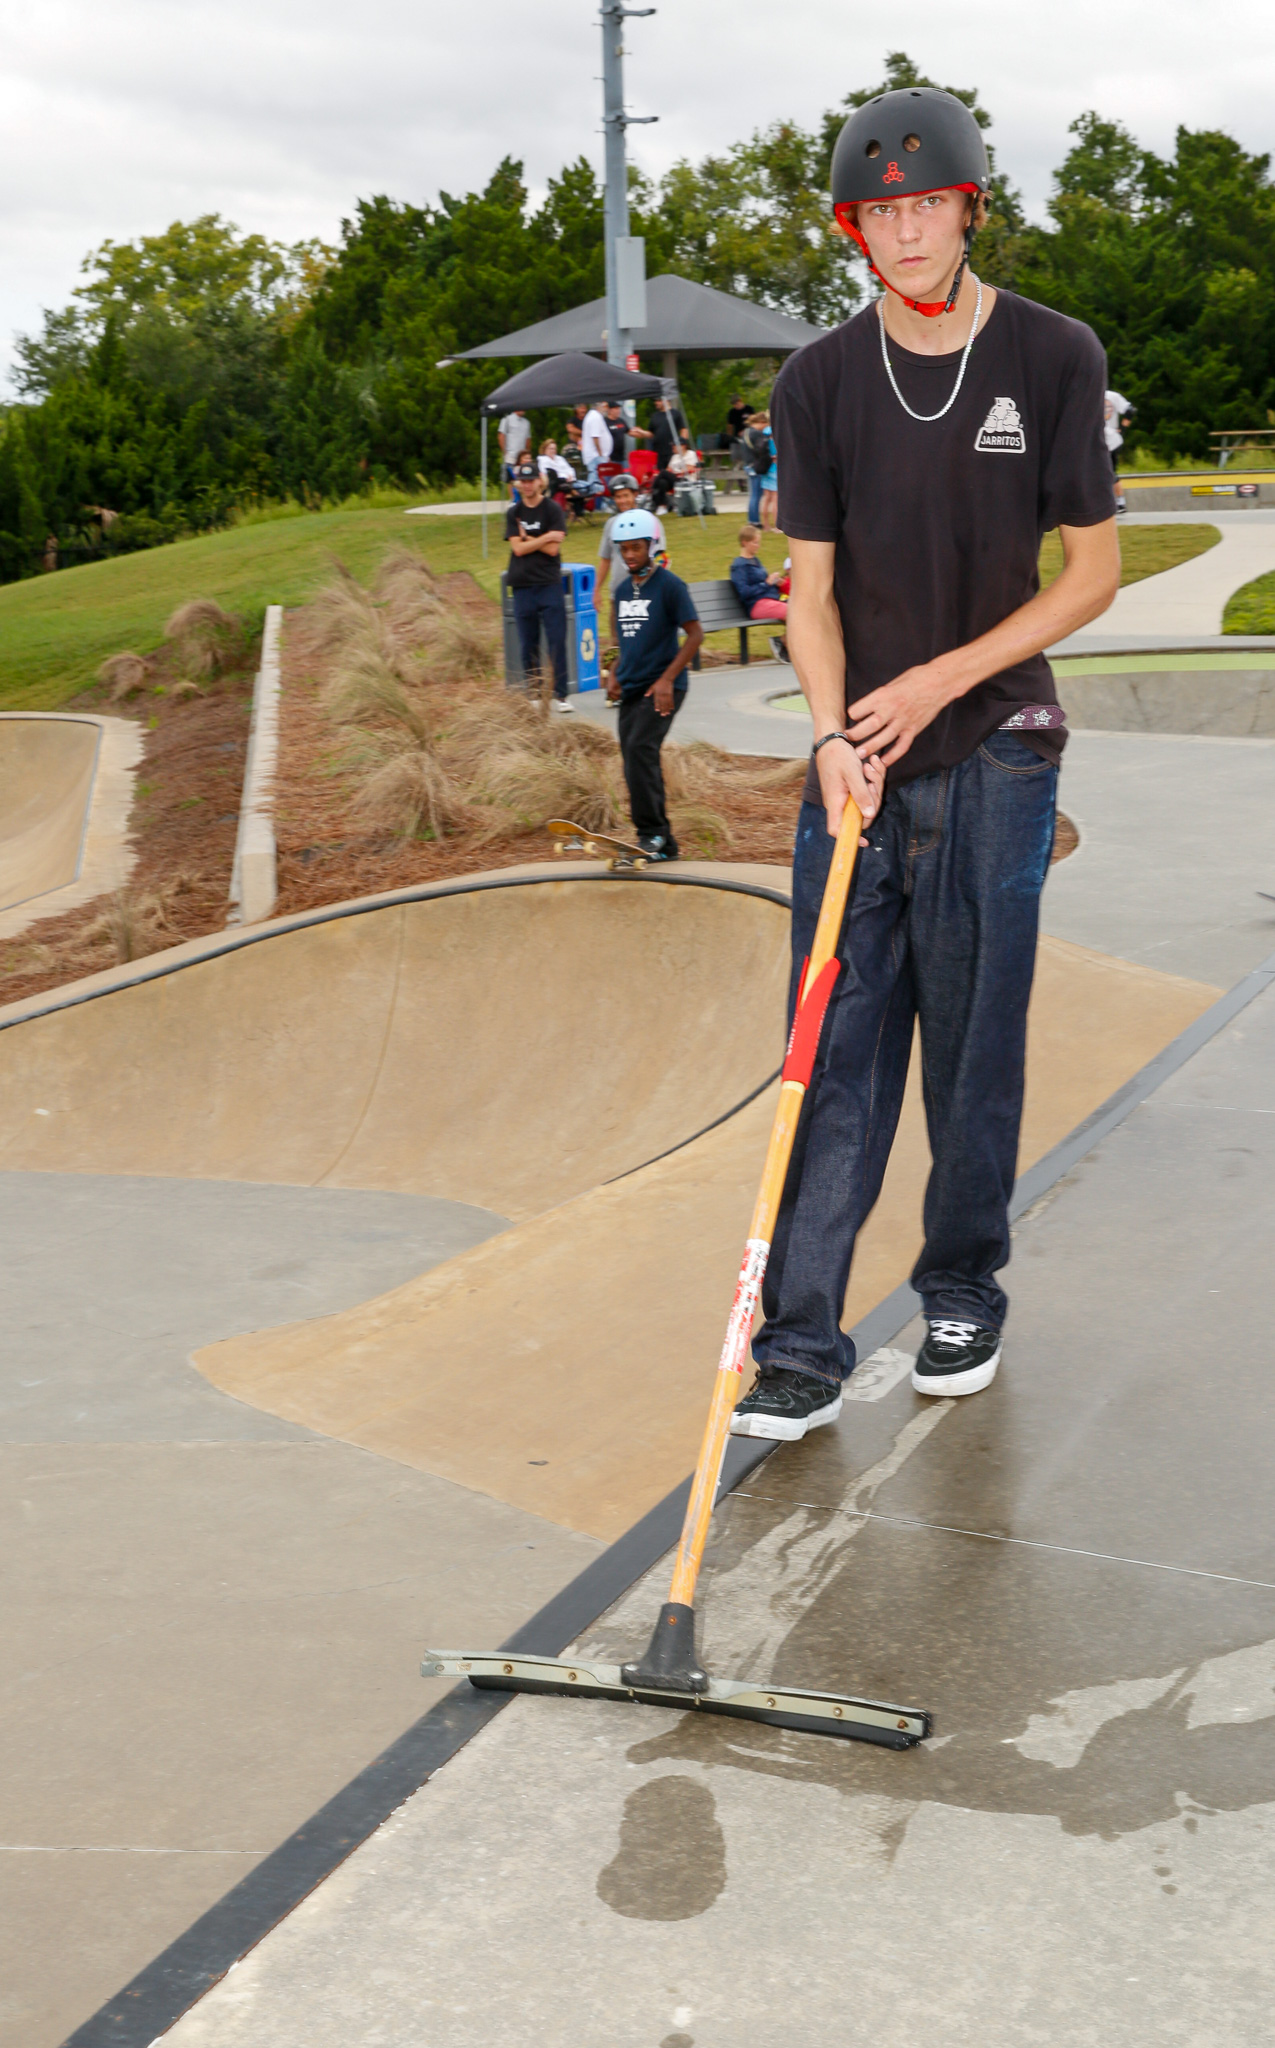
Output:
[812, 731, 854, 756]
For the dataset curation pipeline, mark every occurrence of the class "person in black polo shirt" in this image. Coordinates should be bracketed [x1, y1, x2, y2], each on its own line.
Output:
[729, 87, 1119, 1442]
[505, 462, 571, 713]
[604, 510, 703, 858]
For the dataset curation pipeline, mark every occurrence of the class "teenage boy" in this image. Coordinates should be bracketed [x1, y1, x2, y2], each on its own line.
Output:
[730, 87, 1120, 1441]
[505, 462, 571, 713]
[596, 476, 667, 600]
[605, 510, 704, 858]
[729, 523, 790, 663]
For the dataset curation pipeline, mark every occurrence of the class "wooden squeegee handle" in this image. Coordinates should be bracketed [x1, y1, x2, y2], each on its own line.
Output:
[667, 796, 864, 1610]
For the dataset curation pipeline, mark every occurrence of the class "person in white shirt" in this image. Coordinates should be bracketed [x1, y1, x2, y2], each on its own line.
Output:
[580, 404, 613, 489]
[1104, 390, 1133, 513]
[498, 411, 531, 496]
[537, 439, 577, 487]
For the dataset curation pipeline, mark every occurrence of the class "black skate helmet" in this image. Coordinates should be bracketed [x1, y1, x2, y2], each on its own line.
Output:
[830, 87, 990, 316]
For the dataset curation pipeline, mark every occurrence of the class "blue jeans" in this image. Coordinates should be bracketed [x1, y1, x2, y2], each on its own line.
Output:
[747, 472, 764, 524]
[512, 583, 568, 700]
[752, 732, 1058, 1387]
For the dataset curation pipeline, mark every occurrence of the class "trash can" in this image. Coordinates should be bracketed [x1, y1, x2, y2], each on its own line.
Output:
[501, 568, 601, 694]
[561, 563, 601, 691]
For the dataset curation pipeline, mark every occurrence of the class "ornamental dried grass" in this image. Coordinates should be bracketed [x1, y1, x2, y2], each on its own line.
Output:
[164, 599, 243, 681]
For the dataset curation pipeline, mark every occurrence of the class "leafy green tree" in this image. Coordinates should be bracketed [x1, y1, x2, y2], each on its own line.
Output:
[0, 415, 47, 579]
[1018, 123, 1275, 456]
[647, 121, 856, 327]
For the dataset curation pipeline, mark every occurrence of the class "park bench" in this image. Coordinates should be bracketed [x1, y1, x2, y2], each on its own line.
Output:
[686, 579, 783, 668]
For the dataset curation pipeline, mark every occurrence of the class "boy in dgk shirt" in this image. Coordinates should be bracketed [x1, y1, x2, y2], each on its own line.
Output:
[605, 510, 703, 859]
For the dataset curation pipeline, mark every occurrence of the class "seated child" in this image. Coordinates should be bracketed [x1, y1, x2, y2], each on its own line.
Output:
[729, 524, 788, 620]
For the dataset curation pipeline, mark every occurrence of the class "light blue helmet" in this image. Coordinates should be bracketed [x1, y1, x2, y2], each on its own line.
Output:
[610, 508, 660, 542]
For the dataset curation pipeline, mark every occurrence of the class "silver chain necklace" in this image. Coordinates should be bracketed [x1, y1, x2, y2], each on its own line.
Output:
[877, 278, 983, 423]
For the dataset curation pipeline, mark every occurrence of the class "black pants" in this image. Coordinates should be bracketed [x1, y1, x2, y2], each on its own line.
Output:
[618, 689, 683, 849]
[512, 583, 568, 700]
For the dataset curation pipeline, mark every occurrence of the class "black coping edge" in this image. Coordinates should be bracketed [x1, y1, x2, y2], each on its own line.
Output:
[59, 942, 1275, 2046]
[2, 866, 792, 1035]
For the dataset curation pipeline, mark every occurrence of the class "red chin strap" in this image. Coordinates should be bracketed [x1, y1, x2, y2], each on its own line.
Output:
[835, 188, 978, 318]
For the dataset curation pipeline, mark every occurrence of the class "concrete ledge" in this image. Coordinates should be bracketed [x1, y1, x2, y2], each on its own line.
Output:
[0, 713, 143, 942]
[227, 605, 282, 926]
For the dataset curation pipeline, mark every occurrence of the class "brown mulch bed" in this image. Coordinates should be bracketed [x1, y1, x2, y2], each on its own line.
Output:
[0, 659, 254, 1009]
[0, 555, 1078, 1010]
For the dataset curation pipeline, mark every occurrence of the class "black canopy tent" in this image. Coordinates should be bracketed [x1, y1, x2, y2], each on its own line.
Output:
[453, 278, 825, 547]
[477, 352, 664, 554]
[480, 350, 664, 413]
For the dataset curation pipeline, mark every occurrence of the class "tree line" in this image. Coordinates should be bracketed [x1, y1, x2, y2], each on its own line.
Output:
[2, 51, 1274, 583]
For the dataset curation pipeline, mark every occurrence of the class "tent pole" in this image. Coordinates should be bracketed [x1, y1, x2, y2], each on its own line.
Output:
[481, 415, 488, 559]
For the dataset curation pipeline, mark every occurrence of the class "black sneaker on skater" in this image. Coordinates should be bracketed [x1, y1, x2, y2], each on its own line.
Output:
[911, 1319, 1002, 1397]
[637, 833, 678, 861]
[729, 1365, 842, 1440]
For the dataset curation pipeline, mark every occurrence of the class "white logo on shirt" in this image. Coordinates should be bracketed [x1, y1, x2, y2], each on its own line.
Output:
[975, 397, 1026, 454]
[617, 596, 651, 639]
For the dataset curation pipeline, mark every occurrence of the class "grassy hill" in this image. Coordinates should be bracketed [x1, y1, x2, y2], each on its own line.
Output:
[0, 504, 1226, 713]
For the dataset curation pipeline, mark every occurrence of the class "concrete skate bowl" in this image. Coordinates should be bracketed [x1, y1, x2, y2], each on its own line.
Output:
[1053, 651, 1275, 735]
[0, 865, 1224, 1539]
[0, 714, 100, 915]
[0, 872, 792, 1220]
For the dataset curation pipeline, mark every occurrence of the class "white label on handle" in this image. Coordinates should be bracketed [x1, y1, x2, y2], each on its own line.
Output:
[717, 1238, 770, 1376]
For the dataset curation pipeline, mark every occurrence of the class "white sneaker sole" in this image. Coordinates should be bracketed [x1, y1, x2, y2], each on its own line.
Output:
[729, 1393, 843, 1441]
[911, 1343, 1001, 1398]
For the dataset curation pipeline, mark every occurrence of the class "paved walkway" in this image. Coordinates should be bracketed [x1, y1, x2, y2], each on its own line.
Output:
[162, 961, 1275, 2048]
[1069, 510, 1275, 642]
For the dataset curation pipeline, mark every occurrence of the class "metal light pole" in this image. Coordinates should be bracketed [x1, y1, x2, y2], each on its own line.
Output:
[601, 1, 655, 372]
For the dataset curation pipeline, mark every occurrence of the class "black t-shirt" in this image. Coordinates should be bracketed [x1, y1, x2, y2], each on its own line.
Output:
[727, 405, 750, 439]
[773, 289, 1115, 792]
[650, 408, 685, 466]
[504, 499, 567, 589]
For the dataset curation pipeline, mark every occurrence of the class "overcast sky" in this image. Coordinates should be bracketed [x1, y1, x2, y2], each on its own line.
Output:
[3, 0, 1274, 384]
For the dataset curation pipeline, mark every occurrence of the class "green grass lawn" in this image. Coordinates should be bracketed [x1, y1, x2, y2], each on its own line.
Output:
[0, 506, 1235, 714]
[1222, 568, 1275, 635]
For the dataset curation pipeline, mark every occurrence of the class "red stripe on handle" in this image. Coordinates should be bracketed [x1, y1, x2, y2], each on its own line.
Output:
[780, 957, 841, 1088]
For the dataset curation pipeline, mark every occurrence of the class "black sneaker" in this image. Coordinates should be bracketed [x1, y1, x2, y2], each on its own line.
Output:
[768, 635, 792, 664]
[729, 1366, 842, 1441]
[637, 834, 678, 861]
[911, 1319, 1002, 1397]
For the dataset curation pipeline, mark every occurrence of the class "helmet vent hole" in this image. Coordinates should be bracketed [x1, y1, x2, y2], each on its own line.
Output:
[903, 134, 921, 152]
[864, 140, 881, 159]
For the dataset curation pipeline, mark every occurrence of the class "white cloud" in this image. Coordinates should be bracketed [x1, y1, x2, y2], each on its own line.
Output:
[2, 0, 1273, 381]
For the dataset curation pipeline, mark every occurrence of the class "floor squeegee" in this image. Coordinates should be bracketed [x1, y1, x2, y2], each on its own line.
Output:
[424, 797, 932, 1749]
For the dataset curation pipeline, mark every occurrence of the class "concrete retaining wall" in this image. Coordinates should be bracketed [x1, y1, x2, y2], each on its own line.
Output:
[228, 605, 282, 926]
[1120, 479, 1275, 512]
[1057, 668, 1275, 736]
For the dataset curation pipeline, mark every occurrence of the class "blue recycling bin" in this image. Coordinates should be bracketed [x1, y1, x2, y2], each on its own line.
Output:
[561, 563, 601, 691]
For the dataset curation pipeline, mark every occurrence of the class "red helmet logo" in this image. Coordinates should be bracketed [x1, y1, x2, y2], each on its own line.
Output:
[883, 162, 905, 184]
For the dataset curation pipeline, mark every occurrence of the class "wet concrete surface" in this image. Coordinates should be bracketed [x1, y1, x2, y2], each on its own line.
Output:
[159, 982, 1275, 2045]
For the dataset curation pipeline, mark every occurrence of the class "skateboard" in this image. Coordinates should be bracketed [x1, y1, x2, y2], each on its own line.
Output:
[546, 818, 652, 871]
